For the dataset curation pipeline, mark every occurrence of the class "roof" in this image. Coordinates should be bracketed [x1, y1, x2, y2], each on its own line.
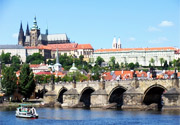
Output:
[95, 47, 176, 53]
[30, 64, 46, 68]
[38, 34, 68, 41]
[0, 45, 25, 49]
[103, 70, 147, 80]
[77, 44, 93, 49]
[25, 43, 94, 51]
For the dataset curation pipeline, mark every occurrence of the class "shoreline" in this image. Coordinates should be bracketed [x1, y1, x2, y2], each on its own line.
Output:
[0, 102, 180, 111]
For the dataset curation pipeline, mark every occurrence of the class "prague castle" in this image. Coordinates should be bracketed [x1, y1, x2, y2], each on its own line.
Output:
[18, 17, 70, 46]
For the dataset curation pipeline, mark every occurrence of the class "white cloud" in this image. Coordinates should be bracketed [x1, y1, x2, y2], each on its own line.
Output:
[148, 37, 168, 44]
[148, 26, 161, 32]
[128, 37, 136, 41]
[159, 21, 174, 27]
[12, 33, 18, 39]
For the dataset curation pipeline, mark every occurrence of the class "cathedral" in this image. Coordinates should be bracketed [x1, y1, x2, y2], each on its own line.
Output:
[18, 17, 70, 46]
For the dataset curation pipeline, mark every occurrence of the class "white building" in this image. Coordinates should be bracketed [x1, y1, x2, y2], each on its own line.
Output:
[93, 47, 176, 66]
[0, 45, 26, 62]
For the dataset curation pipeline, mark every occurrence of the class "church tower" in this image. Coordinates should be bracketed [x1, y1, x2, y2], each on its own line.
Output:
[117, 37, 121, 49]
[26, 23, 30, 36]
[112, 37, 117, 49]
[30, 16, 40, 46]
[18, 22, 25, 46]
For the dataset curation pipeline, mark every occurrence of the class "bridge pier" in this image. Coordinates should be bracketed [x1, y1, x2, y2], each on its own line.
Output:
[122, 88, 144, 109]
[61, 88, 79, 107]
[90, 81, 108, 108]
[162, 79, 180, 110]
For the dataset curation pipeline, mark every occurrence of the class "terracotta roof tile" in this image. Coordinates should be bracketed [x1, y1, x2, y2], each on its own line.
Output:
[95, 47, 176, 53]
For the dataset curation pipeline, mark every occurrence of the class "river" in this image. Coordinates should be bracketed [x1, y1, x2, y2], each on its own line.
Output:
[0, 107, 180, 125]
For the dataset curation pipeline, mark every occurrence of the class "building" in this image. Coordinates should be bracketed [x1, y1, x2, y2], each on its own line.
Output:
[18, 17, 70, 47]
[92, 38, 177, 66]
[0, 45, 26, 62]
[25, 43, 94, 61]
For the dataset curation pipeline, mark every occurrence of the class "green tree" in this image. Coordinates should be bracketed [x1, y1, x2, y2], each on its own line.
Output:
[26, 53, 44, 64]
[79, 55, 84, 64]
[18, 64, 36, 98]
[160, 58, 165, 67]
[95, 56, 104, 66]
[109, 57, 116, 69]
[1, 66, 17, 96]
[150, 58, 155, 66]
[128, 62, 135, 70]
[135, 62, 139, 68]
[0, 51, 11, 64]
[11, 55, 21, 71]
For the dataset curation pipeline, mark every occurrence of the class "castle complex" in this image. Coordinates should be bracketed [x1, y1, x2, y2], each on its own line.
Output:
[18, 17, 70, 47]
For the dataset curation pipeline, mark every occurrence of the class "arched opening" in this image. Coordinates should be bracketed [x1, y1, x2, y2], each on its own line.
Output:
[143, 85, 166, 110]
[79, 87, 95, 108]
[108, 87, 126, 108]
[57, 88, 68, 103]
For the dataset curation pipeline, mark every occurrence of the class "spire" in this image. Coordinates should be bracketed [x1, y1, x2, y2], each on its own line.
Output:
[46, 25, 48, 35]
[117, 37, 121, 48]
[20, 21, 23, 30]
[18, 22, 25, 45]
[112, 37, 117, 49]
[32, 16, 39, 30]
[26, 23, 30, 36]
[56, 49, 59, 64]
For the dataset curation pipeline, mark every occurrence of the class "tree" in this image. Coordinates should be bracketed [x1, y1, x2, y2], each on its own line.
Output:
[26, 53, 44, 64]
[18, 64, 36, 98]
[109, 57, 116, 69]
[79, 55, 84, 64]
[128, 62, 135, 70]
[1, 66, 17, 96]
[135, 62, 139, 68]
[160, 58, 165, 67]
[95, 56, 104, 66]
[0, 51, 11, 64]
[11, 55, 21, 71]
[150, 58, 155, 66]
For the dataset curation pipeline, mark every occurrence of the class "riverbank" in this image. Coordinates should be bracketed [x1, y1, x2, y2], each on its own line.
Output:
[1, 101, 180, 111]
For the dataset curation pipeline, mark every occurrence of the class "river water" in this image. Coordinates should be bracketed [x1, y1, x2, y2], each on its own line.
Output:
[0, 107, 180, 125]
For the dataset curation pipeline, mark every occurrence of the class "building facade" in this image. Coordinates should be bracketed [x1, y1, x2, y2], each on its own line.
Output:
[0, 45, 26, 62]
[18, 17, 70, 47]
[93, 47, 176, 66]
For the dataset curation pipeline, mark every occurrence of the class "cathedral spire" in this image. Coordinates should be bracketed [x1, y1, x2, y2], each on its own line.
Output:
[18, 22, 25, 45]
[26, 23, 30, 36]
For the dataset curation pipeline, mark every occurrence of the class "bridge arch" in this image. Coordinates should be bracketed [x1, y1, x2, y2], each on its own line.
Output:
[143, 84, 167, 109]
[79, 87, 95, 108]
[57, 87, 68, 103]
[108, 86, 127, 108]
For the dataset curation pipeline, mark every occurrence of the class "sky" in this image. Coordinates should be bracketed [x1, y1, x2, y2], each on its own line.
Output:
[0, 0, 179, 49]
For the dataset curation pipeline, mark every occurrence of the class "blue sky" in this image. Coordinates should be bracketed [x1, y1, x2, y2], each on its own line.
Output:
[0, 0, 179, 49]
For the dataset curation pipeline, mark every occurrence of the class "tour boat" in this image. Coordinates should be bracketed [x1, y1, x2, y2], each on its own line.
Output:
[15, 104, 38, 118]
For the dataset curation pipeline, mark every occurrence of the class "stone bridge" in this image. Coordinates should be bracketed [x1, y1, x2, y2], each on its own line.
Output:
[35, 78, 180, 110]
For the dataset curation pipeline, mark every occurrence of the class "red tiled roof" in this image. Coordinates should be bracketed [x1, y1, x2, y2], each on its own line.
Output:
[25, 43, 94, 51]
[103, 70, 147, 80]
[95, 47, 176, 53]
[35, 71, 52, 75]
[30, 64, 46, 68]
[77, 44, 93, 49]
